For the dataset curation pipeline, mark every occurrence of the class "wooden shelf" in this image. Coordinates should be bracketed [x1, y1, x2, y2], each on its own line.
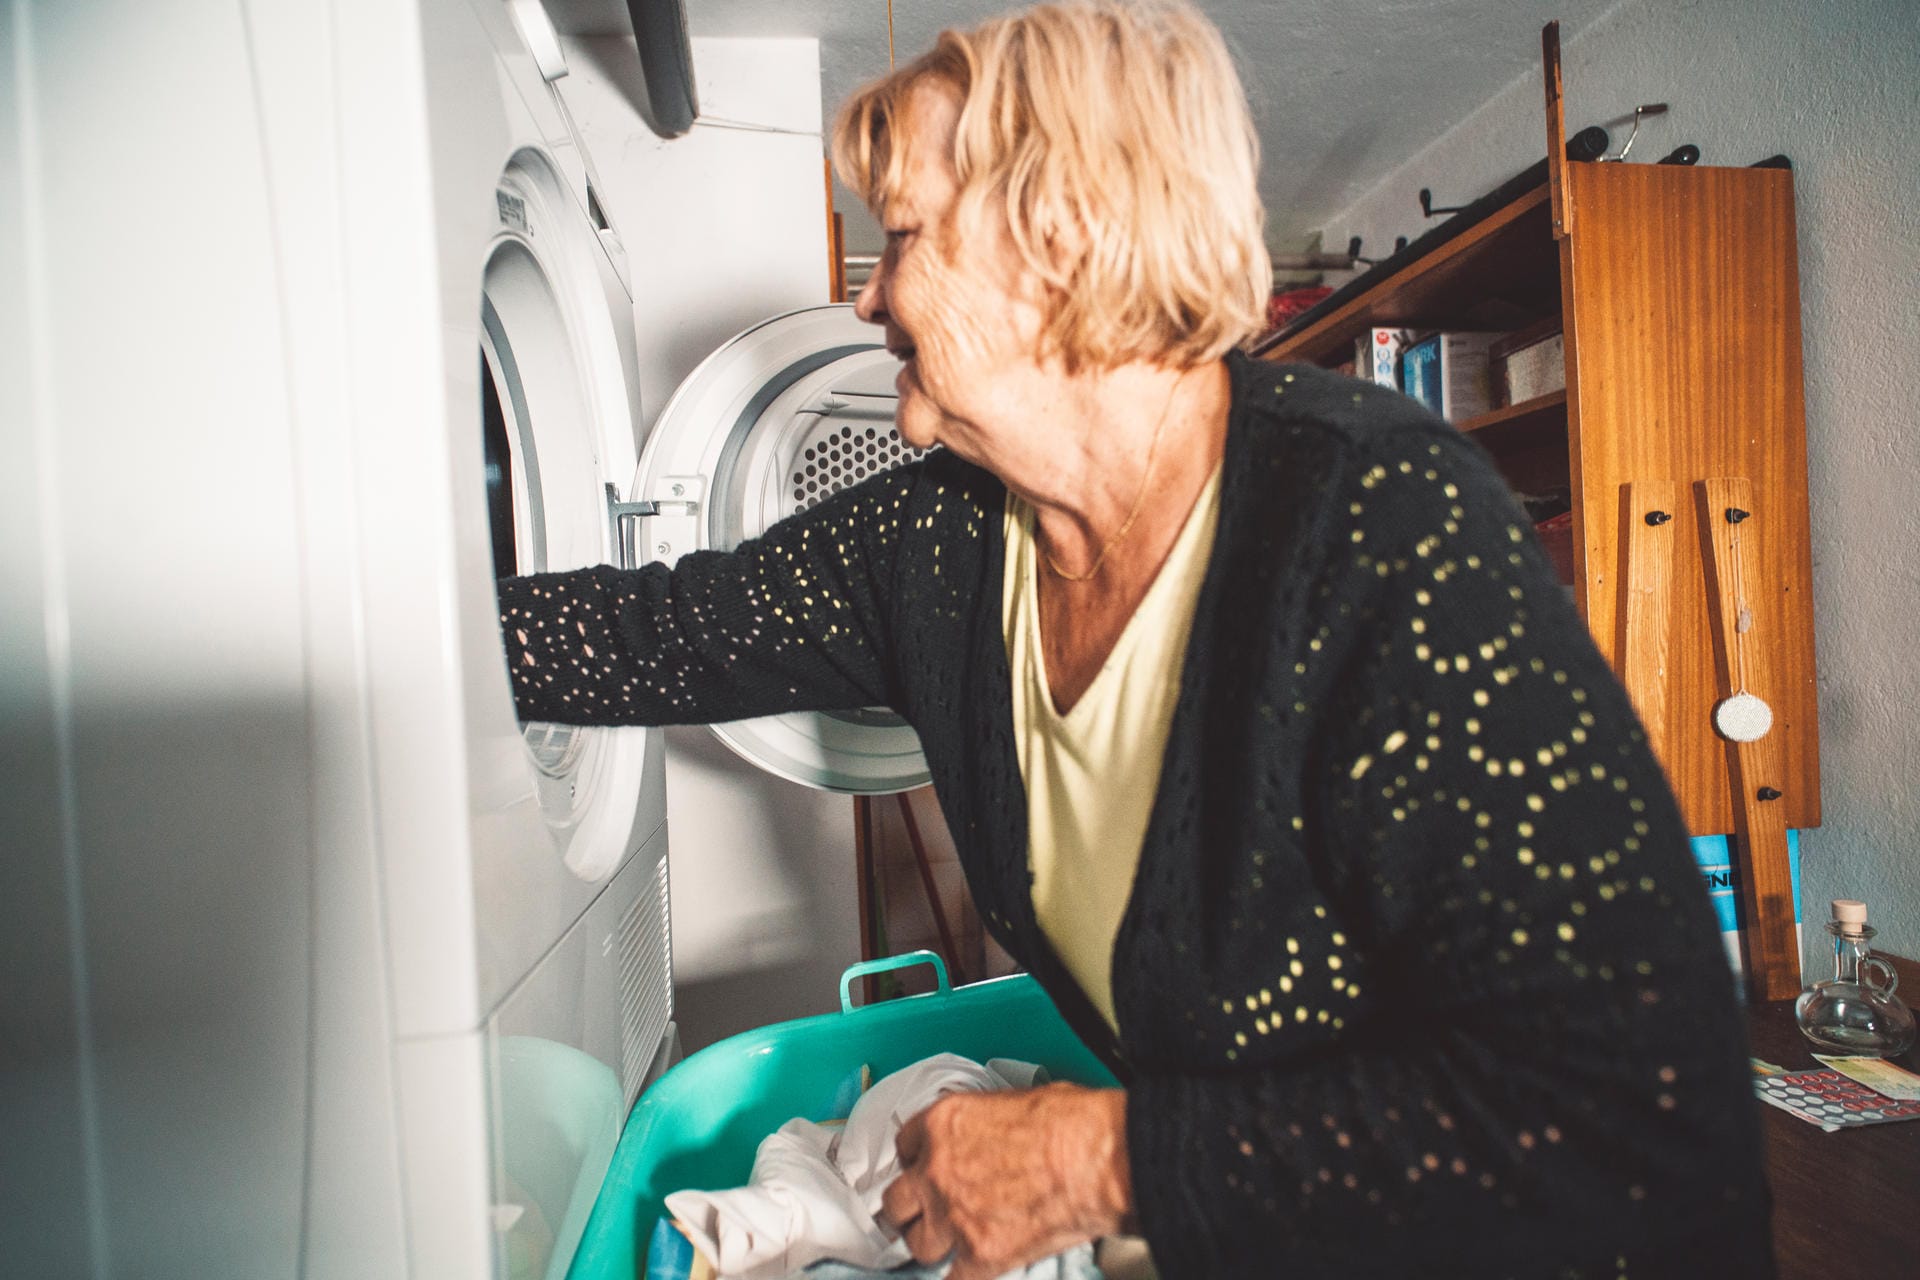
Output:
[1456, 389, 1566, 453]
[1257, 182, 1561, 367]
[1264, 155, 1819, 843]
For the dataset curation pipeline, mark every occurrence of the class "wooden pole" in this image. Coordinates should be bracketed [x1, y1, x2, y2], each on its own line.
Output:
[825, 157, 847, 303]
[899, 792, 966, 985]
[1542, 22, 1571, 240]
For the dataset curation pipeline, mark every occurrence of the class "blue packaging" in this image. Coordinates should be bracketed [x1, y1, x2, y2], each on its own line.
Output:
[645, 1218, 697, 1280]
[1691, 831, 1803, 990]
[1399, 334, 1442, 414]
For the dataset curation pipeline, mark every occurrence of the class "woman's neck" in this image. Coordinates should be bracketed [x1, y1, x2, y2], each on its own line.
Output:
[1000, 359, 1231, 579]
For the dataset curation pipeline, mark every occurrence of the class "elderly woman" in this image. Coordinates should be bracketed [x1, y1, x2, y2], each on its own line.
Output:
[497, 2, 1771, 1276]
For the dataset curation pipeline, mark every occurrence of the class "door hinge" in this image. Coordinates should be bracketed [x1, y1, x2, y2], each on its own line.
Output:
[607, 480, 702, 569]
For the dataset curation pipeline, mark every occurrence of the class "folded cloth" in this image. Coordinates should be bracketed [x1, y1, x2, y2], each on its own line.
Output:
[800, 1240, 1101, 1280]
[665, 1055, 1046, 1280]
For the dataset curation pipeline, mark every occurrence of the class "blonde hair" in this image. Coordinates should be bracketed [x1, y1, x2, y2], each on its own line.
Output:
[831, 0, 1271, 370]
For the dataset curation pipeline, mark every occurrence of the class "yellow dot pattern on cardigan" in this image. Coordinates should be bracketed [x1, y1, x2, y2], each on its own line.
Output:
[1003, 467, 1223, 1032]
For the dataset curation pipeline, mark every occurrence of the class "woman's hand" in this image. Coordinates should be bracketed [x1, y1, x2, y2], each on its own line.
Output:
[879, 1082, 1133, 1280]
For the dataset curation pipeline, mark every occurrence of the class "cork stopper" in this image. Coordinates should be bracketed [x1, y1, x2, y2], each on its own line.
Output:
[1832, 899, 1869, 935]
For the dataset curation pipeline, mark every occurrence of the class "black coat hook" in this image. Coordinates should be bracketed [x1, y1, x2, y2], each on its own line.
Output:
[1566, 125, 1610, 162]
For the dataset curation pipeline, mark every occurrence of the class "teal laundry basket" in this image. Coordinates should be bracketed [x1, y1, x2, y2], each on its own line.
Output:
[567, 952, 1116, 1279]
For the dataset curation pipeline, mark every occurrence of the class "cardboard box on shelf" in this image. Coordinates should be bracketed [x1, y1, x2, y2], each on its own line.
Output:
[1489, 317, 1566, 407]
[1355, 328, 1416, 390]
[1401, 330, 1501, 422]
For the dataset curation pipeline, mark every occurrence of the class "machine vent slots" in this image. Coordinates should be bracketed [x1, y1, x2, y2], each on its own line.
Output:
[618, 857, 674, 1105]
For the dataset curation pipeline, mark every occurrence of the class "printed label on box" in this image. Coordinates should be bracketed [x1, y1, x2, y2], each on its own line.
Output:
[1693, 832, 1803, 989]
[1366, 329, 1415, 390]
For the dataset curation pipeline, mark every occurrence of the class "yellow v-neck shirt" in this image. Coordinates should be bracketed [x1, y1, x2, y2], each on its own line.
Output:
[1002, 469, 1222, 1031]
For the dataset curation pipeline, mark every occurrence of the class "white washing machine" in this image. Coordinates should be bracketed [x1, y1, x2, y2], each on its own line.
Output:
[5, 4, 928, 1278]
[9, 0, 667, 1276]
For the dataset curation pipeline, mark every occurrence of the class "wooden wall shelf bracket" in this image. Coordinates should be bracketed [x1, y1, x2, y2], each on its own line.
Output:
[1618, 480, 1679, 750]
[1694, 477, 1800, 1000]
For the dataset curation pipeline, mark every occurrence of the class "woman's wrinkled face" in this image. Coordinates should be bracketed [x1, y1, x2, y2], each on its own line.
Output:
[854, 82, 1051, 457]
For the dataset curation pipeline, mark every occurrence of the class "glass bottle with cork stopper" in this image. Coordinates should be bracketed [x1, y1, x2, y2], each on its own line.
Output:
[1794, 899, 1916, 1057]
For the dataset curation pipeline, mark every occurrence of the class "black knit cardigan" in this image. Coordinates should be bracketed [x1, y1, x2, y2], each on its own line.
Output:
[497, 354, 1773, 1278]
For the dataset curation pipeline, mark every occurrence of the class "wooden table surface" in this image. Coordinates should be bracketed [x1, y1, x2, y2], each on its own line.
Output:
[1748, 997, 1920, 1277]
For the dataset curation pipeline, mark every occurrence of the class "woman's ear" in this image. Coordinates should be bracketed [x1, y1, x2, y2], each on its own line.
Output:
[1037, 208, 1090, 278]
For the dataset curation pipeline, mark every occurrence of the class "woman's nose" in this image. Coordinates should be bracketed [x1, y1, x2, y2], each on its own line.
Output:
[853, 259, 887, 325]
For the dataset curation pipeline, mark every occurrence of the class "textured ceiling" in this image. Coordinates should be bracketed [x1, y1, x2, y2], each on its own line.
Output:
[565, 0, 1627, 253]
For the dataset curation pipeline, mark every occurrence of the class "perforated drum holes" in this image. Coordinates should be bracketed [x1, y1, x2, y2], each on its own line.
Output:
[790, 423, 922, 515]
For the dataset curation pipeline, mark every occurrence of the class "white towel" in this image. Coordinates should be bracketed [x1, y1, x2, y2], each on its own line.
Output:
[665, 1054, 1046, 1280]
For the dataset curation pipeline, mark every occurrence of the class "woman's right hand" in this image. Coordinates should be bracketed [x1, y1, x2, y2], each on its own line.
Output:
[880, 1082, 1132, 1280]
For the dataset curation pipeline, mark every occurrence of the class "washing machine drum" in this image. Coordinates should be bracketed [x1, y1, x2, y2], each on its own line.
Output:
[631, 305, 931, 794]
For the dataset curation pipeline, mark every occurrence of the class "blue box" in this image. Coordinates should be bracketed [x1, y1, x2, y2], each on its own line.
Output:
[1691, 831, 1804, 992]
[1400, 334, 1442, 413]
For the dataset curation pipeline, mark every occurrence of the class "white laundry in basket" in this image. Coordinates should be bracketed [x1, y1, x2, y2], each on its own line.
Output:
[665, 1054, 1048, 1279]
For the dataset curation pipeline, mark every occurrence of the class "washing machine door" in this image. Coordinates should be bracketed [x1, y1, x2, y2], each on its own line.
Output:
[480, 152, 657, 882]
[630, 305, 932, 794]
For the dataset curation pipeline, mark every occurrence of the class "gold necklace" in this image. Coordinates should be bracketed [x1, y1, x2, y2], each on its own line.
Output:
[1043, 371, 1185, 582]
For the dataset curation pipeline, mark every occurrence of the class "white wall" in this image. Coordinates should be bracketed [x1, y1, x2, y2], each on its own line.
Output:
[558, 37, 863, 1050]
[560, 36, 833, 422]
[1323, 0, 1920, 965]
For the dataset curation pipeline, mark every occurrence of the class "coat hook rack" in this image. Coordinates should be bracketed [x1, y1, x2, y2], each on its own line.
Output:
[1602, 103, 1669, 161]
[1424, 113, 1627, 221]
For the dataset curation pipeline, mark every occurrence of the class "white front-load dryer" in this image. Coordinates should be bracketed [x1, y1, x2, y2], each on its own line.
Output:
[632, 304, 932, 794]
[463, 145, 676, 1280]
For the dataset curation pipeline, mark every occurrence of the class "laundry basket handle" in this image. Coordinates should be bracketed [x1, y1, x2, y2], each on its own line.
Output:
[840, 950, 951, 1013]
